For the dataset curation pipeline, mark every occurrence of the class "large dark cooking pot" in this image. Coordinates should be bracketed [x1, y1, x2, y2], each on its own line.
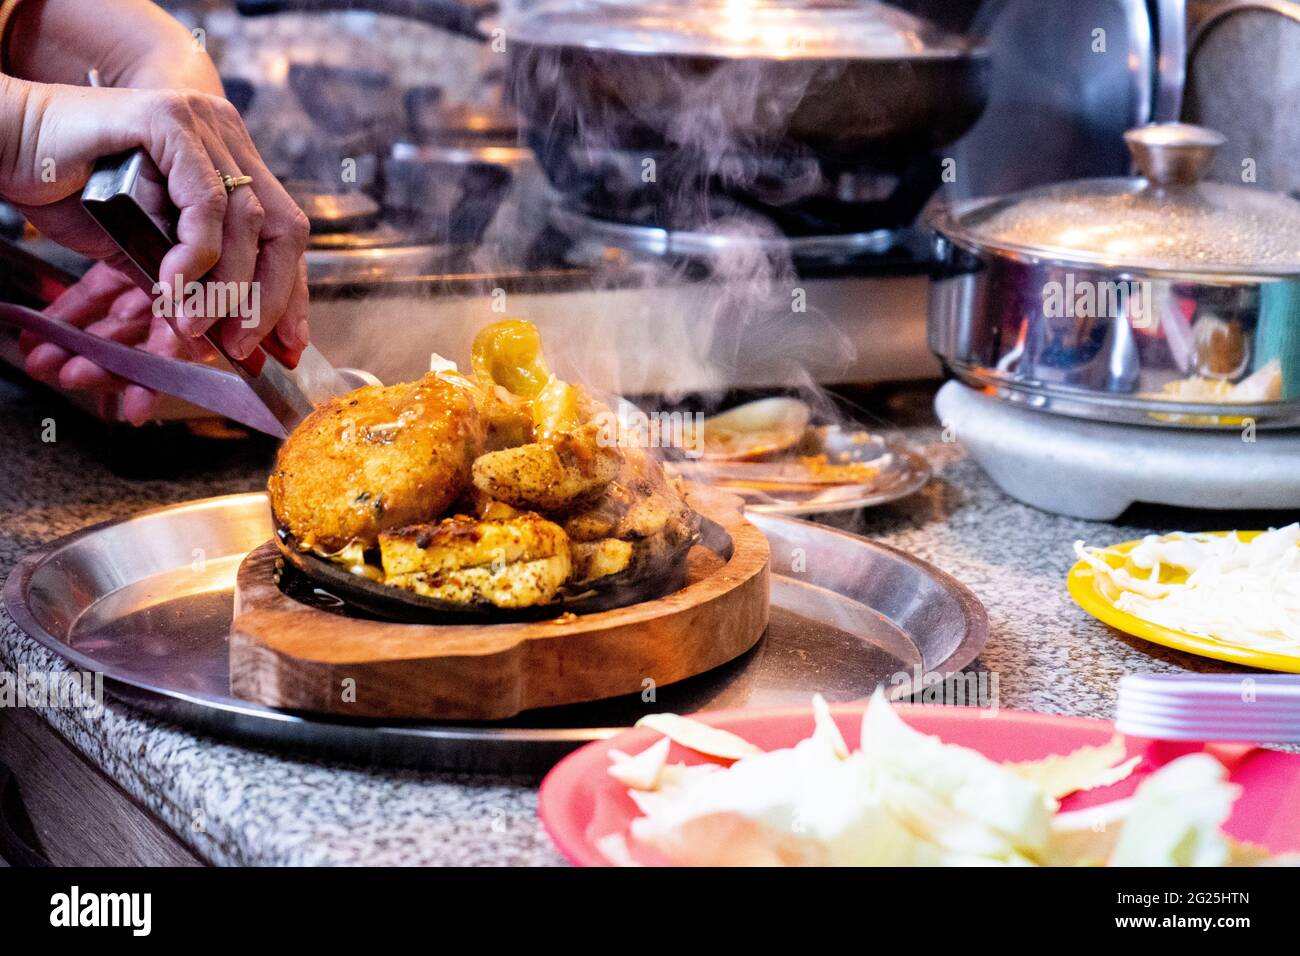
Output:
[504, 0, 982, 231]
[510, 1, 988, 231]
[238, 0, 988, 154]
[508, 1, 989, 231]
[235, 0, 494, 40]
[508, 0, 989, 158]
[238, 0, 990, 232]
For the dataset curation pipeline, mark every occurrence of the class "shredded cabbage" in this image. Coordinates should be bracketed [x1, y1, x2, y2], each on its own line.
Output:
[1110, 754, 1239, 867]
[1075, 524, 1300, 653]
[608, 693, 1288, 867]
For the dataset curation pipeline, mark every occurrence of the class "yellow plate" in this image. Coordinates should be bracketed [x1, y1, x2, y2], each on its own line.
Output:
[1067, 531, 1300, 673]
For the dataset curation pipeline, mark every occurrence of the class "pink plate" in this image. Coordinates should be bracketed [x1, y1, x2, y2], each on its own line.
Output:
[538, 703, 1300, 866]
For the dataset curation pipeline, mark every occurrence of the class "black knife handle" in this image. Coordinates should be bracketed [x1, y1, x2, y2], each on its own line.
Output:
[80, 149, 298, 375]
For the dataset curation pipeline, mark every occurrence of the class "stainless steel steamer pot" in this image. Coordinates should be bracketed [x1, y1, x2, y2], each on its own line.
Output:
[928, 123, 1300, 429]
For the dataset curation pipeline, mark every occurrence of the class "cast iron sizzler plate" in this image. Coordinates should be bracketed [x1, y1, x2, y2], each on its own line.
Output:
[273, 519, 702, 624]
[4, 493, 987, 773]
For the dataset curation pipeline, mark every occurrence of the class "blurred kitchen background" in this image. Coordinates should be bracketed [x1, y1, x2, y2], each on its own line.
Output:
[2, 0, 1299, 428]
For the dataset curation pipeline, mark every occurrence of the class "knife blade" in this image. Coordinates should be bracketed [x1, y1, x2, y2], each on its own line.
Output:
[0, 300, 292, 437]
[0, 234, 305, 437]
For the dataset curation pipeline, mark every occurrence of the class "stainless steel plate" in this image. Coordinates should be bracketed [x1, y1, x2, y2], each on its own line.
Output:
[670, 429, 932, 516]
[717, 450, 930, 516]
[4, 494, 986, 773]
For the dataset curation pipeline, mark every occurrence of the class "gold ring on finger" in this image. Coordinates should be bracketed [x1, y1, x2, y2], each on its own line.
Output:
[219, 172, 254, 194]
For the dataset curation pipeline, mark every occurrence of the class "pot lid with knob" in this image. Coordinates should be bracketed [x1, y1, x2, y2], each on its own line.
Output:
[935, 123, 1300, 277]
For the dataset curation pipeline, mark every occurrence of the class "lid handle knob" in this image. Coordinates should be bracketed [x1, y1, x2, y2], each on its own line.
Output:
[1124, 123, 1226, 187]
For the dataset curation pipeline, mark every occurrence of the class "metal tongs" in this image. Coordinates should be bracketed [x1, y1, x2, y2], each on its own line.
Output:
[0, 151, 374, 437]
[72, 147, 375, 437]
[0, 297, 305, 437]
[0, 63, 374, 437]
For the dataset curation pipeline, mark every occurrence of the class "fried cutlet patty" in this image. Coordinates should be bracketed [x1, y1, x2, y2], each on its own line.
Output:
[379, 513, 571, 608]
[268, 373, 481, 553]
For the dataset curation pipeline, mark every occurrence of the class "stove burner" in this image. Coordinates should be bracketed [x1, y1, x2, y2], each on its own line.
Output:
[297, 211, 451, 286]
[286, 181, 383, 234]
[303, 236, 455, 286]
[527, 136, 945, 238]
[285, 179, 451, 285]
[548, 204, 930, 272]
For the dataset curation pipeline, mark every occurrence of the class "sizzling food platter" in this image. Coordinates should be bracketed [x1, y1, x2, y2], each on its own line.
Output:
[231, 319, 772, 719]
[268, 319, 703, 621]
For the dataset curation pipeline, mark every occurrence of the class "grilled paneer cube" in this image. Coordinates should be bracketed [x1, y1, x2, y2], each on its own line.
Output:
[385, 557, 571, 608]
[379, 513, 571, 608]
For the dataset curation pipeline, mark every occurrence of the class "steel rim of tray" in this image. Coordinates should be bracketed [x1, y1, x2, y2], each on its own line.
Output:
[3, 493, 988, 765]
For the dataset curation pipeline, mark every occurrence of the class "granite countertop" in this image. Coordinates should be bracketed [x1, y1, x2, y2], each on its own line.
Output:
[0, 377, 1265, 866]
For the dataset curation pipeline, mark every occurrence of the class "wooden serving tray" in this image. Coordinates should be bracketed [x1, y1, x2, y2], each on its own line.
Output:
[228, 486, 770, 720]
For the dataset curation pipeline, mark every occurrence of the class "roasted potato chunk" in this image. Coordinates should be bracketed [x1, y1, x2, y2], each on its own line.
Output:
[268, 373, 480, 552]
[379, 513, 571, 608]
[569, 538, 635, 584]
[569, 517, 700, 587]
[471, 423, 621, 512]
[562, 481, 634, 542]
[563, 445, 692, 540]
[564, 446, 701, 587]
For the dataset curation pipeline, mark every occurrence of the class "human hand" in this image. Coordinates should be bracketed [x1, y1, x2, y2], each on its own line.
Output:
[3, 76, 311, 420]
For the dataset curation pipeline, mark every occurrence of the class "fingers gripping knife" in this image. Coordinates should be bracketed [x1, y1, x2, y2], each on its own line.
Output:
[77, 148, 377, 437]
